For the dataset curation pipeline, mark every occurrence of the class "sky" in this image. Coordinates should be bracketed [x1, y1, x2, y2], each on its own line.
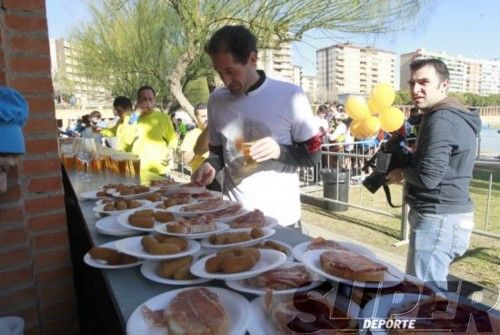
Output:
[47, 0, 500, 81]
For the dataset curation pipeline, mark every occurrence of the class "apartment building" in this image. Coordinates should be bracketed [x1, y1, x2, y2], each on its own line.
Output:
[257, 42, 317, 101]
[316, 42, 396, 103]
[400, 49, 500, 95]
[302, 75, 318, 104]
[50, 38, 110, 107]
[258, 41, 296, 83]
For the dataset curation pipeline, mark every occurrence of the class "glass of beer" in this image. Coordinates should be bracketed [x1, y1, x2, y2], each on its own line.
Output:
[62, 154, 75, 170]
[241, 141, 256, 165]
[117, 159, 128, 175]
[131, 158, 141, 175]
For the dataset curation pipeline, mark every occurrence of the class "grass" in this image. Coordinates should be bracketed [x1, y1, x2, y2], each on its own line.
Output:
[301, 169, 500, 288]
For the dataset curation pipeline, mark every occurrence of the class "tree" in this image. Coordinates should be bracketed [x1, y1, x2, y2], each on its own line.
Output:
[394, 89, 411, 105]
[165, 0, 431, 119]
[74, 0, 432, 120]
[52, 68, 76, 104]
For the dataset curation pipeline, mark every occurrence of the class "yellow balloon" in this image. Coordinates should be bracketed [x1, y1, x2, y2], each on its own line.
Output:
[345, 95, 370, 121]
[349, 120, 365, 138]
[350, 120, 371, 138]
[370, 83, 395, 109]
[368, 97, 382, 115]
[362, 116, 381, 136]
[379, 107, 405, 132]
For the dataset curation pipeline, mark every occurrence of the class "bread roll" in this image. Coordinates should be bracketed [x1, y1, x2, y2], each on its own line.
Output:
[149, 243, 181, 255]
[129, 215, 154, 228]
[134, 209, 154, 217]
[89, 247, 121, 265]
[158, 256, 192, 278]
[154, 211, 175, 223]
[167, 223, 189, 234]
[161, 237, 188, 250]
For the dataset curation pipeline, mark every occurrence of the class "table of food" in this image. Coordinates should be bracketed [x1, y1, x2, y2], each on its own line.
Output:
[65, 170, 500, 335]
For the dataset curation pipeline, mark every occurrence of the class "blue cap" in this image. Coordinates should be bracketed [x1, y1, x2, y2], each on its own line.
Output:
[0, 87, 29, 154]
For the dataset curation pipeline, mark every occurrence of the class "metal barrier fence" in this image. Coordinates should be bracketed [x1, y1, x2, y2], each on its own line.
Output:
[300, 141, 500, 242]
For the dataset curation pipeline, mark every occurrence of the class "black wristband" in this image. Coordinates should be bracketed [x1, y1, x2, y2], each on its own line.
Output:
[277, 143, 321, 167]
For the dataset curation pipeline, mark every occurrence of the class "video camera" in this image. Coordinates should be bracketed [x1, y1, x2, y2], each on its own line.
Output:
[361, 134, 412, 207]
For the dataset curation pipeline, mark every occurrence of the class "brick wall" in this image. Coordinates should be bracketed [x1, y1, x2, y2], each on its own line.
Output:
[0, 1, 78, 334]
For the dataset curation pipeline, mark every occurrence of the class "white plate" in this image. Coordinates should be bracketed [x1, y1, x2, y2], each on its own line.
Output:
[168, 200, 233, 217]
[83, 241, 142, 269]
[116, 208, 177, 233]
[190, 249, 287, 281]
[140, 260, 211, 285]
[292, 240, 376, 262]
[361, 293, 430, 335]
[126, 287, 250, 335]
[92, 199, 151, 216]
[108, 187, 160, 199]
[95, 216, 137, 236]
[95, 198, 114, 206]
[200, 227, 276, 249]
[248, 293, 361, 335]
[301, 249, 404, 288]
[225, 261, 324, 295]
[115, 236, 200, 260]
[154, 221, 229, 239]
[255, 239, 294, 261]
[80, 189, 109, 200]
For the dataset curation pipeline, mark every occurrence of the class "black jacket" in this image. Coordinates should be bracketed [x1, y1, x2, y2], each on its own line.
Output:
[404, 97, 481, 214]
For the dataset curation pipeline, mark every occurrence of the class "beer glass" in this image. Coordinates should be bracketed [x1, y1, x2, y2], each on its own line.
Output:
[73, 138, 97, 182]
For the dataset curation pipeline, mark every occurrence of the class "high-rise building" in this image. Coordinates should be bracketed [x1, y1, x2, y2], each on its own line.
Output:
[316, 42, 396, 103]
[50, 38, 110, 107]
[258, 41, 295, 83]
[258, 42, 314, 100]
[292, 64, 302, 86]
[301, 75, 318, 104]
[400, 49, 500, 95]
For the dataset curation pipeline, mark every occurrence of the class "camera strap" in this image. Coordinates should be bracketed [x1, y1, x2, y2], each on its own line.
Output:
[383, 184, 401, 208]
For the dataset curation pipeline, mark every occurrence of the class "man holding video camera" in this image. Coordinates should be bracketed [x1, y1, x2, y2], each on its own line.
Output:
[386, 58, 481, 289]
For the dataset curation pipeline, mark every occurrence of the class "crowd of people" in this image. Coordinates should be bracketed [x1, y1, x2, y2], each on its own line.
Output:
[58, 87, 207, 175]
[52, 25, 479, 290]
[314, 100, 424, 173]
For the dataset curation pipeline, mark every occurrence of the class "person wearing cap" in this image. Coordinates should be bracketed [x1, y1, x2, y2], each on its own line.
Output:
[0, 87, 29, 193]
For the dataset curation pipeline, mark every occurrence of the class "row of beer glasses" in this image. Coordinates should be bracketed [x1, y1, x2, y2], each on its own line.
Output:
[61, 138, 140, 181]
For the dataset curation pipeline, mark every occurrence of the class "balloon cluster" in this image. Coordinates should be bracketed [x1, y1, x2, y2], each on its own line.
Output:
[345, 83, 405, 138]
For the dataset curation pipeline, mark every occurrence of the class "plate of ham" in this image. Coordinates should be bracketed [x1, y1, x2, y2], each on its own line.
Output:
[168, 199, 234, 217]
[225, 261, 323, 295]
[127, 287, 250, 335]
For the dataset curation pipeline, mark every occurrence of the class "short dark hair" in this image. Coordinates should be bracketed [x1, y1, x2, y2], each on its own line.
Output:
[137, 85, 156, 98]
[410, 58, 450, 82]
[90, 110, 101, 118]
[205, 25, 258, 64]
[317, 104, 328, 115]
[81, 114, 91, 124]
[113, 96, 132, 110]
[194, 102, 207, 115]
